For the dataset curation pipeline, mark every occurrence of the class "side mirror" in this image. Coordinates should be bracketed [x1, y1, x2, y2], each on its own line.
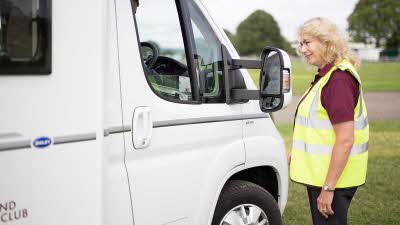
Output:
[259, 47, 291, 112]
[222, 45, 292, 112]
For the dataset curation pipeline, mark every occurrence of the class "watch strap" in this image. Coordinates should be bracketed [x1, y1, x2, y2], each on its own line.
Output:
[323, 185, 335, 192]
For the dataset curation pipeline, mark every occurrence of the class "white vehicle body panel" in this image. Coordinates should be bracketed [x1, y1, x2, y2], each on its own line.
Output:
[197, 0, 289, 214]
[0, 0, 290, 225]
[0, 0, 108, 225]
[115, 2, 245, 224]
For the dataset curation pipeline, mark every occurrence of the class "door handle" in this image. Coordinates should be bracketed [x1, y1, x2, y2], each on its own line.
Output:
[132, 106, 152, 149]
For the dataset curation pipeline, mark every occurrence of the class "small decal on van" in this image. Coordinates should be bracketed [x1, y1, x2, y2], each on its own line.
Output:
[32, 136, 52, 148]
[0, 201, 29, 223]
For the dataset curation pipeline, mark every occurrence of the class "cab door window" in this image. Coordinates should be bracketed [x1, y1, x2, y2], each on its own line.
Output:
[135, 0, 193, 102]
[134, 0, 228, 103]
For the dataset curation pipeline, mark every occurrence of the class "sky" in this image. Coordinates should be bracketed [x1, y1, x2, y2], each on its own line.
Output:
[202, 0, 359, 42]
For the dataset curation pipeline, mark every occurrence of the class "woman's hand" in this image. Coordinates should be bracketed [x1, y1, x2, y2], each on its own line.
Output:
[317, 190, 334, 218]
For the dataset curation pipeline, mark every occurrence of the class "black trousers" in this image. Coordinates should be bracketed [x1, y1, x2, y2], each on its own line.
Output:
[307, 186, 358, 225]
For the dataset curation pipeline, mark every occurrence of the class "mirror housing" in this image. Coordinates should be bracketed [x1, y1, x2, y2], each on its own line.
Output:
[222, 45, 292, 112]
[259, 47, 292, 112]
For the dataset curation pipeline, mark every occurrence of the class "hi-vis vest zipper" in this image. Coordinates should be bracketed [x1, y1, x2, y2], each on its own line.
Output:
[290, 59, 369, 188]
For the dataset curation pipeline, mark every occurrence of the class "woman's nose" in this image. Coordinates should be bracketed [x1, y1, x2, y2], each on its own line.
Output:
[300, 45, 307, 54]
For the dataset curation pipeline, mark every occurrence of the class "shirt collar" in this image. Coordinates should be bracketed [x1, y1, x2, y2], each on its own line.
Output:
[317, 63, 334, 77]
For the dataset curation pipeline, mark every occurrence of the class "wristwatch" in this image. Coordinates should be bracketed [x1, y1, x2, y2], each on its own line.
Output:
[323, 185, 335, 192]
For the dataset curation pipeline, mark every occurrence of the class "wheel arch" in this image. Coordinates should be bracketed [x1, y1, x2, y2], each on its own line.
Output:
[209, 167, 283, 225]
[207, 165, 281, 225]
[227, 166, 279, 201]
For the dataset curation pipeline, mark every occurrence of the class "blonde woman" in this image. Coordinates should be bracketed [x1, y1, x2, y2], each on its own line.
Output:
[288, 17, 369, 225]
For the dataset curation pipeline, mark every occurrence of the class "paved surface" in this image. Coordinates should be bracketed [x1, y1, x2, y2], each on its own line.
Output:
[272, 92, 400, 124]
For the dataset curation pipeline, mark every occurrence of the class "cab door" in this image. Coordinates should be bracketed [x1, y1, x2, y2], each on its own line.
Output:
[115, 0, 245, 224]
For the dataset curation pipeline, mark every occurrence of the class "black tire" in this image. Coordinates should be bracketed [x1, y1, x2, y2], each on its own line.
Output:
[212, 180, 282, 225]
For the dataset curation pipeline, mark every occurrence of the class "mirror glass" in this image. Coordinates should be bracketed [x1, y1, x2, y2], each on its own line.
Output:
[261, 52, 281, 95]
[261, 96, 281, 110]
[259, 50, 283, 112]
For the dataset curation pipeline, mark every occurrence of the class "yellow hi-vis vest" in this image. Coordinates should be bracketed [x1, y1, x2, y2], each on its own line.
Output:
[290, 60, 369, 188]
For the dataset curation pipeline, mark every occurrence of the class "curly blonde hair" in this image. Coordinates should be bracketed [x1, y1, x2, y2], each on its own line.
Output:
[298, 17, 360, 69]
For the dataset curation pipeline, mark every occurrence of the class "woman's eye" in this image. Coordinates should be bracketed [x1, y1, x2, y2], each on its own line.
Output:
[299, 40, 311, 47]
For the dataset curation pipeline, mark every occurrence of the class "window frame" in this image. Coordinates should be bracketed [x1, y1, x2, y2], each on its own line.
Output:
[132, 0, 201, 104]
[0, 0, 52, 75]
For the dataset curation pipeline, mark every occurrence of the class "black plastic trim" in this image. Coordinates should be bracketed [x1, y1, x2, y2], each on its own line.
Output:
[222, 45, 261, 104]
[222, 45, 232, 103]
[231, 89, 259, 100]
[176, 0, 201, 102]
[230, 59, 261, 70]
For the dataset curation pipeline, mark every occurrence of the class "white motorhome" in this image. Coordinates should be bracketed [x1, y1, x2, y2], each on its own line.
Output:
[0, 0, 292, 225]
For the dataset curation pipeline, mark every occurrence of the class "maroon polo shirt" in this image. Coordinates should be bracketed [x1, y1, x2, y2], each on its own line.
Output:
[311, 64, 360, 124]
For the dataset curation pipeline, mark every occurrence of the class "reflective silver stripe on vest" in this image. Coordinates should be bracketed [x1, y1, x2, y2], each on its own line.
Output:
[295, 82, 368, 130]
[295, 116, 332, 130]
[295, 115, 368, 130]
[292, 140, 368, 155]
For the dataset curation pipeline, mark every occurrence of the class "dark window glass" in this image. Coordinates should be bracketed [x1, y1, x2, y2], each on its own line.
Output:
[135, 0, 193, 101]
[0, 0, 51, 75]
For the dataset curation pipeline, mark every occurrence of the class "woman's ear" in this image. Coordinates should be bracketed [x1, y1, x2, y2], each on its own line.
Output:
[322, 41, 334, 63]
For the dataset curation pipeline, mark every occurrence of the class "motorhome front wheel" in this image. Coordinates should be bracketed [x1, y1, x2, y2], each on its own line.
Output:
[212, 180, 282, 225]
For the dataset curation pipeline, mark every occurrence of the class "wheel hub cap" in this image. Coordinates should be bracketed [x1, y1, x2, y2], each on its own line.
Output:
[220, 204, 269, 225]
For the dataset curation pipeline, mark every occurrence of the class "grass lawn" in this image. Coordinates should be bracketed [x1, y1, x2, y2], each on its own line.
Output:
[248, 59, 400, 96]
[277, 120, 400, 225]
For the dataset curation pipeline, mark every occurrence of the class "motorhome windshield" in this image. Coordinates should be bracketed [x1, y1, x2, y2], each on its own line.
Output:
[0, 0, 51, 75]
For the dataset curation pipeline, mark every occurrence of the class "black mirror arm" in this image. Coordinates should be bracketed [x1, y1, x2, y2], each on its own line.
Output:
[229, 59, 261, 70]
[221, 45, 262, 104]
[231, 89, 259, 100]
[228, 59, 262, 101]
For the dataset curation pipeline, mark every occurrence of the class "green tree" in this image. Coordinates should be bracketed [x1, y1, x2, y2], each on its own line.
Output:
[234, 10, 295, 56]
[348, 0, 400, 49]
